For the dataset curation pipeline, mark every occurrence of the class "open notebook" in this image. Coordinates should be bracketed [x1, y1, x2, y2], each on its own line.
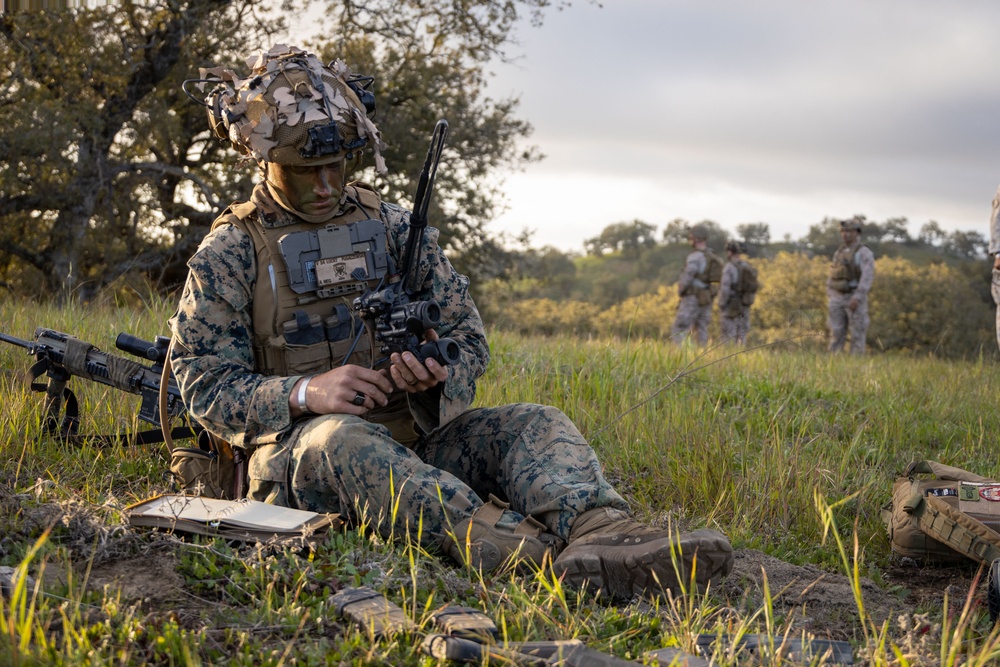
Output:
[126, 494, 343, 542]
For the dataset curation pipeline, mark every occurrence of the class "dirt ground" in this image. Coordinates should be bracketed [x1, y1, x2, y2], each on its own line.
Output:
[721, 548, 987, 641]
[73, 545, 988, 642]
[6, 492, 992, 659]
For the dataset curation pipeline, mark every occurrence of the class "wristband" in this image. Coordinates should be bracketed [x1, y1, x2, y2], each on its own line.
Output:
[296, 376, 313, 414]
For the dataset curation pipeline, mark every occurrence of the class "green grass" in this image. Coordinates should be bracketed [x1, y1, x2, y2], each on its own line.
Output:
[3, 299, 1000, 664]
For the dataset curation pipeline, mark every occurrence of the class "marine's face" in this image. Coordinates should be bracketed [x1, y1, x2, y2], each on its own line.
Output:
[840, 227, 859, 245]
[266, 160, 346, 216]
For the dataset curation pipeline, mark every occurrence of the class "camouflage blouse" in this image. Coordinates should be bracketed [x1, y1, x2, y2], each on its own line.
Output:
[168, 183, 490, 448]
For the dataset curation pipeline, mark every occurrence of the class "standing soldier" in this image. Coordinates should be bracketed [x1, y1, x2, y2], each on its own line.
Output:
[827, 216, 875, 353]
[989, 185, 1000, 354]
[718, 241, 757, 345]
[671, 225, 721, 345]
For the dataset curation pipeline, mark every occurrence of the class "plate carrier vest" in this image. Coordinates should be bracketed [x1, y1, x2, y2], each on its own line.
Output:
[211, 184, 419, 444]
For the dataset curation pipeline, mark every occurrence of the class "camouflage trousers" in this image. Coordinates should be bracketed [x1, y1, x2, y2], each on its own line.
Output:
[992, 268, 1000, 354]
[247, 403, 628, 547]
[721, 306, 750, 345]
[827, 289, 869, 353]
[671, 295, 712, 345]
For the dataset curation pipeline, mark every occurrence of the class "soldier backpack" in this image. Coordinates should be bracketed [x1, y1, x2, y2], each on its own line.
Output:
[881, 460, 1000, 564]
[735, 260, 759, 306]
[704, 250, 725, 297]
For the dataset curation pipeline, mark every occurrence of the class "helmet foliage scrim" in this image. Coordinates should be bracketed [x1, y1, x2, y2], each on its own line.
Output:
[201, 44, 386, 173]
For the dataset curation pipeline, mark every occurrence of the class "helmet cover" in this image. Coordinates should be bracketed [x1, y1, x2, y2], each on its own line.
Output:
[201, 44, 386, 172]
[840, 217, 863, 232]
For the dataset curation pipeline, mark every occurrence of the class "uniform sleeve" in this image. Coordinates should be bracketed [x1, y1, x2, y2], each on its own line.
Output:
[855, 247, 876, 297]
[168, 224, 299, 448]
[990, 185, 1000, 255]
[718, 262, 738, 305]
[677, 251, 704, 295]
[381, 203, 490, 432]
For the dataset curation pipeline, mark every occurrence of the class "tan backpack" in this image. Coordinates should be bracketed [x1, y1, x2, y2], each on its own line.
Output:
[882, 460, 1000, 564]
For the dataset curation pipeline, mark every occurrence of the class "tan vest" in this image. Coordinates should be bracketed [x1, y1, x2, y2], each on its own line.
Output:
[829, 243, 866, 292]
[212, 184, 418, 444]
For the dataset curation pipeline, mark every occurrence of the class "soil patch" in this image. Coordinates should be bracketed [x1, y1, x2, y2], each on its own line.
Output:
[86, 551, 186, 606]
[722, 549, 986, 641]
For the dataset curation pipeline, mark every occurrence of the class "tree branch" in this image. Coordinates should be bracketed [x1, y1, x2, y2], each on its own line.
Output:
[110, 161, 221, 210]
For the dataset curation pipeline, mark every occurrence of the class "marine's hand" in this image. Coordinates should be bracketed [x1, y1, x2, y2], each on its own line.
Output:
[993, 254, 1000, 271]
[848, 296, 860, 312]
[290, 364, 394, 417]
[387, 329, 449, 393]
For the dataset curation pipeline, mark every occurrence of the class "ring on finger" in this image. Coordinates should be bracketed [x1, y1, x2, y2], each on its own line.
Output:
[352, 391, 366, 406]
[406, 378, 418, 386]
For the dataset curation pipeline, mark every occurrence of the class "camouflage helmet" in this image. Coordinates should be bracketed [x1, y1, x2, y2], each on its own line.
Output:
[725, 240, 745, 254]
[689, 224, 709, 241]
[840, 216, 863, 232]
[200, 44, 386, 172]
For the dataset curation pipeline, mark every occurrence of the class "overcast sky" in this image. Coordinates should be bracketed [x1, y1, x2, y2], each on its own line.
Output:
[478, 0, 1000, 251]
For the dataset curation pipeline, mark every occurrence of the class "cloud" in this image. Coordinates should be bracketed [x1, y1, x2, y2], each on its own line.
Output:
[487, 0, 1000, 249]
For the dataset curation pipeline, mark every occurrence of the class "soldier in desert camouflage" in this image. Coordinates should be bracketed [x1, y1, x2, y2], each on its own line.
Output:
[989, 185, 1000, 354]
[717, 241, 756, 346]
[827, 216, 875, 353]
[670, 225, 720, 345]
[168, 45, 732, 601]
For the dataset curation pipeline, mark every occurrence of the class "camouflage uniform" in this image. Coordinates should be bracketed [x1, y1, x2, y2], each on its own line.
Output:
[827, 241, 875, 353]
[168, 44, 733, 596]
[718, 259, 750, 345]
[989, 185, 1000, 354]
[670, 249, 713, 345]
[169, 182, 628, 548]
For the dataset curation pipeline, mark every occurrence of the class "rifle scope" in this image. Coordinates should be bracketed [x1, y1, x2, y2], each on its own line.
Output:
[116, 333, 171, 363]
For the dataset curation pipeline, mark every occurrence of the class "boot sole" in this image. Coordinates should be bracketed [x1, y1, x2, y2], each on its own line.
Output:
[552, 528, 734, 601]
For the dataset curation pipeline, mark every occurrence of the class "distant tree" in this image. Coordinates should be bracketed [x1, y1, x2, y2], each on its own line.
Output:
[736, 222, 771, 247]
[315, 0, 561, 264]
[0, 0, 564, 302]
[863, 221, 886, 243]
[584, 220, 658, 257]
[800, 217, 844, 256]
[943, 230, 988, 260]
[881, 217, 911, 244]
[693, 220, 729, 251]
[661, 218, 690, 245]
[0, 1, 282, 302]
[918, 220, 946, 246]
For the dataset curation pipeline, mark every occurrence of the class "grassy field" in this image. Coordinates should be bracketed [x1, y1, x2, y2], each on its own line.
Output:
[3, 297, 1000, 665]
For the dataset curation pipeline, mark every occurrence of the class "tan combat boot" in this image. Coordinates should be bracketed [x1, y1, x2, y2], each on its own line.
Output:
[552, 507, 733, 600]
[444, 495, 564, 572]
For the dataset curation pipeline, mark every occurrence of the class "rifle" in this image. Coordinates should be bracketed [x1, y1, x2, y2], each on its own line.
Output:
[353, 119, 460, 367]
[0, 327, 198, 447]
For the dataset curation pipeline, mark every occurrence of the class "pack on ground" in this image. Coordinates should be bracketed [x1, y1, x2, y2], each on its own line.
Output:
[169, 431, 245, 500]
[736, 260, 759, 306]
[882, 460, 1000, 564]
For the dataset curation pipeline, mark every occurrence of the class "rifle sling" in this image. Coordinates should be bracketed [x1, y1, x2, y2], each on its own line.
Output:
[60, 425, 201, 449]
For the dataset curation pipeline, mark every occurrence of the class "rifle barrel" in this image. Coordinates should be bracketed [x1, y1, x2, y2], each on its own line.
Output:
[0, 332, 37, 353]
